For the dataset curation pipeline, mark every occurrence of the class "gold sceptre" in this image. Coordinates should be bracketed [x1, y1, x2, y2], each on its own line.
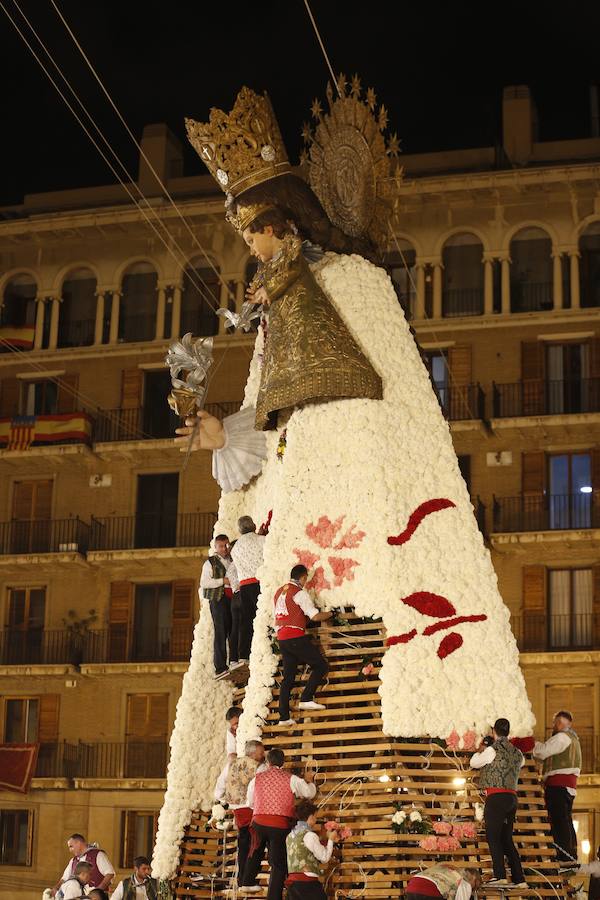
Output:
[165, 334, 214, 469]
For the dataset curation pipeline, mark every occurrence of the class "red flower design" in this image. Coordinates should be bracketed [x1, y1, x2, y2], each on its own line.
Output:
[401, 592, 456, 618]
[328, 556, 359, 586]
[437, 632, 463, 659]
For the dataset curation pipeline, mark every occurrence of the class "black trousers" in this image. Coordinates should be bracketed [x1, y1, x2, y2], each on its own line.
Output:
[286, 880, 327, 900]
[229, 591, 241, 663]
[239, 581, 260, 660]
[237, 824, 251, 882]
[241, 829, 267, 887]
[209, 597, 231, 675]
[545, 785, 577, 861]
[279, 635, 328, 720]
[484, 792, 525, 882]
[245, 824, 290, 900]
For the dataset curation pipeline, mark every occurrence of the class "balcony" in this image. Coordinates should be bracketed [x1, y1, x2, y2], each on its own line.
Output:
[27, 741, 168, 779]
[0, 412, 94, 448]
[512, 612, 600, 653]
[434, 383, 486, 420]
[57, 318, 95, 348]
[180, 309, 219, 338]
[510, 281, 553, 313]
[441, 288, 484, 317]
[493, 378, 600, 418]
[0, 625, 194, 666]
[204, 401, 243, 420]
[118, 314, 156, 344]
[89, 512, 216, 551]
[0, 518, 90, 556]
[493, 493, 600, 533]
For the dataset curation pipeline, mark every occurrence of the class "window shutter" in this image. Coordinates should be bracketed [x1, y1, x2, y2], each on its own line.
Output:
[12, 481, 34, 520]
[120, 369, 143, 410]
[121, 811, 136, 868]
[109, 581, 132, 661]
[147, 694, 169, 738]
[589, 337, 600, 378]
[522, 452, 545, 493]
[0, 378, 21, 417]
[522, 565, 546, 651]
[447, 345, 472, 419]
[33, 480, 53, 520]
[593, 565, 600, 647]
[171, 580, 195, 660]
[56, 374, 79, 414]
[521, 341, 545, 415]
[38, 694, 60, 742]
[126, 693, 168, 738]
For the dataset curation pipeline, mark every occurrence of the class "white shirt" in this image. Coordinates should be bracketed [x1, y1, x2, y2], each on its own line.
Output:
[470, 745, 524, 769]
[61, 849, 114, 883]
[299, 831, 334, 876]
[246, 769, 317, 809]
[60, 880, 88, 899]
[533, 732, 579, 795]
[231, 532, 265, 582]
[200, 554, 239, 596]
[112, 875, 154, 900]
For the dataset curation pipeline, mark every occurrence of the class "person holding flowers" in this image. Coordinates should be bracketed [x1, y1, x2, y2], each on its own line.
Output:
[285, 800, 337, 900]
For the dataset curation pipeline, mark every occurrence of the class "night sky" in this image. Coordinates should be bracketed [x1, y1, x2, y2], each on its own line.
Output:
[2, 0, 600, 206]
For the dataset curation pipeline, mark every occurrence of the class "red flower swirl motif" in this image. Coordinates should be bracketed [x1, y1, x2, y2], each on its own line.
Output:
[294, 515, 365, 592]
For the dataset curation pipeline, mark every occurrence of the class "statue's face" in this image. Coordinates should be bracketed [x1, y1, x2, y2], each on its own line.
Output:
[243, 225, 278, 262]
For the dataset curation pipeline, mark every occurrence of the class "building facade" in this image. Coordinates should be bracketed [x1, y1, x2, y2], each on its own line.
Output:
[0, 88, 599, 897]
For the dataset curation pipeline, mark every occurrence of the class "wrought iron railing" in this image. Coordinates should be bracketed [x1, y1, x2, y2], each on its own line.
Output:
[118, 313, 156, 343]
[89, 511, 216, 551]
[204, 401, 243, 420]
[0, 518, 90, 555]
[433, 383, 486, 420]
[511, 612, 600, 653]
[180, 309, 219, 338]
[56, 318, 96, 348]
[94, 407, 144, 442]
[442, 288, 484, 317]
[0, 629, 87, 665]
[493, 378, 600, 418]
[27, 741, 168, 779]
[493, 492, 600, 532]
[510, 281, 553, 313]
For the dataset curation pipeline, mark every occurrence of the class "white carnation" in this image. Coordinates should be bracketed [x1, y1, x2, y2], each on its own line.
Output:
[409, 810, 422, 822]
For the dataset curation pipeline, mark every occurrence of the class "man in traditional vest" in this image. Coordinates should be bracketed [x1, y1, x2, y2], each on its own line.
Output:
[274, 564, 332, 726]
[534, 709, 582, 862]
[405, 864, 481, 900]
[470, 717, 527, 888]
[241, 748, 317, 900]
[285, 799, 336, 900]
[231, 516, 266, 664]
[200, 533, 239, 678]
[56, 862, 93, 899]
[53, 834, 115, 895]
[221, 740, 267, 889]
[111, 856, 158, 900]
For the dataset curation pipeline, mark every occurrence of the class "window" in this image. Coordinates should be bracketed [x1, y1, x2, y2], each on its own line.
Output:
[121, 810, 159, 868]
[125, 694, 168, 777]
[180, 260, 220, 337]
[548, 452, 592, 528]
[546, 343, 590, 414]
[545, 683, 595, 772]
[0, 809, 33, 865]
[135, 473, 178, 548]
[1, 275, 36, 331]
[579, 220, 600, 309]
[510, 227, 553, 313]
[142, 371, 179, 439]
[132, 583, 173, 660]
[548, 569, 593, 648]
[4, 588, 45, 665]
[572, 811, 595, 863]
[384, 244, 416, 318]
[22, 380, 58, 416]
[119, 262, 158, 343]
[442, 233, 484, 317]
[58, 267, 97, 348]
[4, 699, 39, 743]
[424, 351, 449, 414]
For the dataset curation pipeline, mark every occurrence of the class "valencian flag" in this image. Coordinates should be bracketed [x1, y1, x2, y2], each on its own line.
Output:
[0, 743, 39, 793]
[0, 413, 94, 449]
[0, 325, 35, 351]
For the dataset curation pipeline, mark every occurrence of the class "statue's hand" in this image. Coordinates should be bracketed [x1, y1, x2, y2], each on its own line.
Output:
[174, 409, 226, 452]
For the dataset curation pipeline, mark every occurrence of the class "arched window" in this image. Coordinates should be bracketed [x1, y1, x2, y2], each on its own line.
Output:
[180, 259, 219, 337]
[442, 233, 484, 317]
[58, 267, 97, 348]
[510, 227, 552, 313]
[384, 241, 416, 318]
[579, 221, 600, 309]
[0, 274, 37, 351]
[119, 262, 158, 343]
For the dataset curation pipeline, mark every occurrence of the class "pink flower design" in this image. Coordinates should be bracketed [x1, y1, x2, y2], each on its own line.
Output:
[328, 555, 359, 587]
[451, 823, 465, 840]
[295, 515, 366, 594]
[446, 730, 460, 750]
[306, 566, 331, 592]
[306, 516, 345, 549]
[437, 836, 460, 852]
[461, 823, 477, 840]
[334, 523, 366, 549]
[432, 821, 452, 835]
[418, 836, 438, 852]
[293, 549, 320, 570]
[462, 730, 478, 751]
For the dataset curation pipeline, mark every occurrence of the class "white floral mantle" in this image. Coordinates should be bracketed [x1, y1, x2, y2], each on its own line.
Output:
[152, 252, 535, 879]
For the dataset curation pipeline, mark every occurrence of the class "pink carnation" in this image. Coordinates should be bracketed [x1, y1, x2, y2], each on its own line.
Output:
[361, 663, 374, 676]
[437, 836, 460, 852]
[418, 836, 438, 852]
[462, 823, 477, 840]
[433, 820, 452, 835]
[462, 730, 478, 751]
[340, 827, 353, 841]
[325, 820, 339, 831]
[451, 823, 465, 840]
[446, 729, 460, 750]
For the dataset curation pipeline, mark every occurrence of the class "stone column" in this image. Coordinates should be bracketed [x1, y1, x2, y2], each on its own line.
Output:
[155, 283, 167, 340]
[415, 263, 426, 320]
[500, 257, 511, 315]
[48, 296, 61, 349]
[108, 290, 120, 344]
[569, 251, 581, 309]
[94, 289, 106, 345]
[483, 257, 494, 315]
[170, 283, 182, 338]
[552, 253, 564, 310]
[34, 297, 46, 349]
[432, 262, 443, 319]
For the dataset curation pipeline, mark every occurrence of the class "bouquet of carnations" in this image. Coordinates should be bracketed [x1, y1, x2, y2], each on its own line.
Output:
[324, 820, 353, 842]
[208, 802, 232, 831]
[418, 820, 478, 852]
[391, 805, 433, 835]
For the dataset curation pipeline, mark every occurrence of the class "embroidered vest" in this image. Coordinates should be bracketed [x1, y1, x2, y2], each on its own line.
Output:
[122, 875, 158, 900]
[542, 729, 582, 778]
[478, 737, 523, 791]
[420, 865, 466, 900]
[286, 822, 324, 877]
[274, 583, 306, 638]
[253, 767, 295, 818]
[203, 556, 226, 602]
[225, 756, 260, 806]
[69, 848, 105, 887]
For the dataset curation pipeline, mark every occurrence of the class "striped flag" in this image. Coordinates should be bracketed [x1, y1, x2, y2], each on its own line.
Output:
[8, 416, 36, 451]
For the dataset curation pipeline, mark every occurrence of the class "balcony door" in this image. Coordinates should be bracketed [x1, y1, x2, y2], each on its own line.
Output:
[135, 473, 178, 549]
[548, 452, 591, 529]
[10, 479, 53, 553]
[4, 694, 59, 775]
[545, 683, 595, 773]
[546, 343, 590, 414]
[125, 693, 168, 777]
[142, 370, 179, 439]
[5, 587, 45, 664]
[548, 569, 593, 648]
[132, 583, 172, 661]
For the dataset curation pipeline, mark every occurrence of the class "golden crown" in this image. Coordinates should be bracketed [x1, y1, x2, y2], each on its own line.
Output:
[186, 87, 291, 196]
[226, 202, 277, 233]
